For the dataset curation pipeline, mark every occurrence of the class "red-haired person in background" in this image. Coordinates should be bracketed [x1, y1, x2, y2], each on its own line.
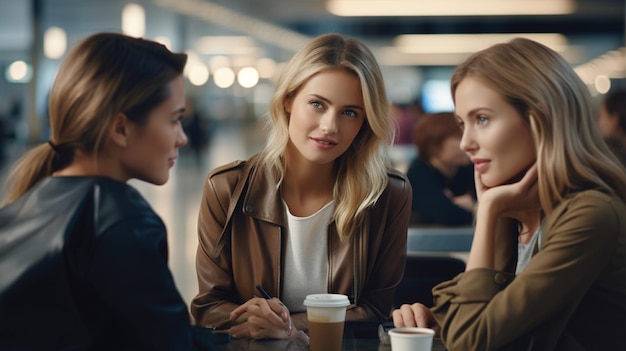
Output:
[597, 88, 626, 166]
[406, 112, 476, 226]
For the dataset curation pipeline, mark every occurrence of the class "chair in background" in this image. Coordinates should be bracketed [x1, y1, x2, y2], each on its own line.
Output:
[394, 255, 466, 308]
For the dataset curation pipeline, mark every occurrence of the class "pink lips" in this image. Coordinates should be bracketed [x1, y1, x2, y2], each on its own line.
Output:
[168, 158, 177, 167]
[472, 158, 490, 172]
[310, 137, 338, 150]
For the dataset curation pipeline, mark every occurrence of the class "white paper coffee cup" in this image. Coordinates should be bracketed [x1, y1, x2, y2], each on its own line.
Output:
[388, 327, 435, 351]
[304, 294, 350, 351]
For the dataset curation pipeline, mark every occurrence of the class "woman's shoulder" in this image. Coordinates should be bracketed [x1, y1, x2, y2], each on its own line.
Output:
[205, 156, 257, 193]
[0, 176, 161, 236]
[207, 159, 248, 181]
[202, 155, 263, 207]
[91, 177, 150, 207]
[22, 176, 146, 211]
[387, 167, 408, 181]
[563, 189, 624, 210]
[84, 177, 162, 228]
[48, 177, 162, 233]
[386, 167, 412, 194]
[551, 189, 625, 229]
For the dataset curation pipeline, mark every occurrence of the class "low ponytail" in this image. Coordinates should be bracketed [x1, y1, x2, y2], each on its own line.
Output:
[2, 142, 63, 206]
[1, 33, 186, 207]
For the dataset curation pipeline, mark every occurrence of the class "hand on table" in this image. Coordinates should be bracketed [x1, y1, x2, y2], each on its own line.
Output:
[229, 297, 295, 340]
[392, 303, 440, 335]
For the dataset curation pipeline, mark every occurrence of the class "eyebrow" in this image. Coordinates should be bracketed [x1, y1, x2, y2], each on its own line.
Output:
[172, 106, 186, 115]
[310, 94, 364, 111]
[461, 107, 495, 117]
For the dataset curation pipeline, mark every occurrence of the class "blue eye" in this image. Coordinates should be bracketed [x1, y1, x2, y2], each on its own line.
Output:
[478, 116, 488, 124]
[343, 109, 358, 117]
[311, 101, 324, 110]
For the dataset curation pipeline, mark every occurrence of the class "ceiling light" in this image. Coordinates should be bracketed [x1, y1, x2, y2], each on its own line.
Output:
[154, 0, 311, 52]
[188, 62, 210, 86]
[394, 33, 568, 54]
[196, 36, 259, 55]
[377, 48, 474, 66]
[326, 0, 575, 16]
[5, 60, 32, 83]
[214, 67, 235, 88]
[43, 27, 66, 59]
[575, 47, 626, 85]
[594, 75, 611, 94]
[237, 67, 260, 88]
[122, 3, 145, 37]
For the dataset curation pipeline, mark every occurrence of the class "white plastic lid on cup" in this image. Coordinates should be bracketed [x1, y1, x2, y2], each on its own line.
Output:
[304, 294, 350, 323]
[303, 294, 350, 308]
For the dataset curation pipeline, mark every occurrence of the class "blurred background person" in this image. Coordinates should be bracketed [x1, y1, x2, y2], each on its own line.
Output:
[182, 97, 212, 168]
[406, 112, 476, 226]
[597, 88, 626, 166]
[389, 99, 424, 146]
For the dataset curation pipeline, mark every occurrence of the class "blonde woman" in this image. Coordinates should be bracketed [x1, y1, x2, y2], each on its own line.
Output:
[192, 33, 412, 339]
[0, 33, 220, 350]
[393, 38, 625, 350]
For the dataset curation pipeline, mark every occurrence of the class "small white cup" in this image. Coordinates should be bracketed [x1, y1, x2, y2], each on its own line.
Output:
[388, 327, 435, 351]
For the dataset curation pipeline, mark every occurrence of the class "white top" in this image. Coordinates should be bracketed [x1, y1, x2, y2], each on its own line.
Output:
[281, 200, 334, 312]
[516, 223, 543, 274]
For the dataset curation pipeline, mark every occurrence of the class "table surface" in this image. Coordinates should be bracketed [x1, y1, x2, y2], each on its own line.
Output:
[215, 337, 447, 350]
[210, 319, 448, 350]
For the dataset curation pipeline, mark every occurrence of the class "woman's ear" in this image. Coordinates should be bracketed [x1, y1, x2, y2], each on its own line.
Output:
[107, 112, 131, 148]
[284, 97, 293, 114]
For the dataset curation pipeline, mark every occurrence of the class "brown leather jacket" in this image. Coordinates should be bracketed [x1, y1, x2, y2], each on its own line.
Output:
[190, 154, 411, 330]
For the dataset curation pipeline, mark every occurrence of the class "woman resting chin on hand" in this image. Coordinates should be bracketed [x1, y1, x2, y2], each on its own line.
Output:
[392, 37, 625, 351]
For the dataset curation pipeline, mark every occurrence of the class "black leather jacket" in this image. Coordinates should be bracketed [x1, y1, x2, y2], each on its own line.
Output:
[0, 176, 215, 351]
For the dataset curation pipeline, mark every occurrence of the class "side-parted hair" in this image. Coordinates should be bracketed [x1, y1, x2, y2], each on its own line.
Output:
[451, 37, 625, 214]
[412, 112, 461, 164]
[259, 33, 392, 241]
[2, 32, 187, 206]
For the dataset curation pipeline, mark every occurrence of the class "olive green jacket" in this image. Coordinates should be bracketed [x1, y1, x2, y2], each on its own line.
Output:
[432, 189, 626, 350]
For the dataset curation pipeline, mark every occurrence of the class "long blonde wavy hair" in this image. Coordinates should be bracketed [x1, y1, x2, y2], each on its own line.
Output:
[258, 33, 393, 241]
[451, 37, 625, 215]
[2, 33, 187, 206]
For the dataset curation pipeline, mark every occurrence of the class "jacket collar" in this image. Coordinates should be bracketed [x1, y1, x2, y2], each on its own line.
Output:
[241, 159, 287, 227]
